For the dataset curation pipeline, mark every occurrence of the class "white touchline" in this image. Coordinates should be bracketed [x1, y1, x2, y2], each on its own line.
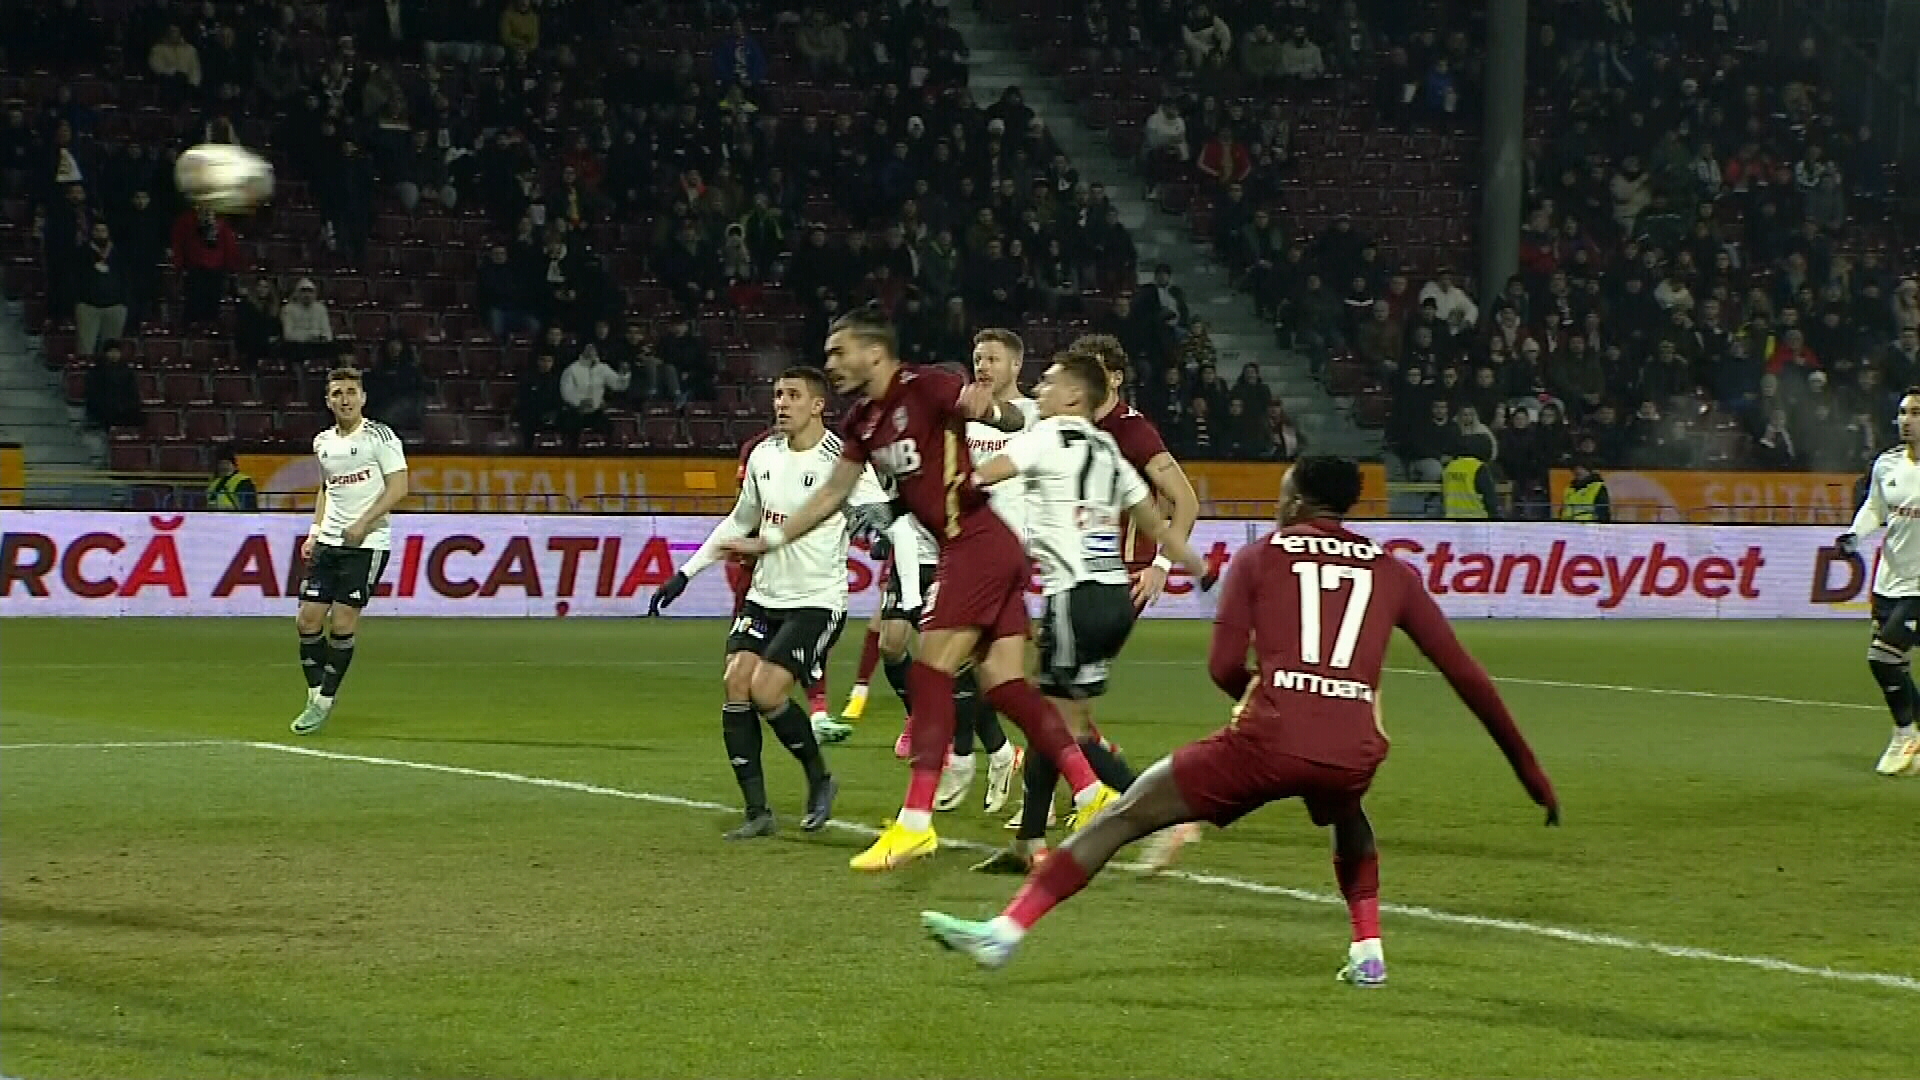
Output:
[242, 740, 1920, 994]
[1381, 666, 1881, 711]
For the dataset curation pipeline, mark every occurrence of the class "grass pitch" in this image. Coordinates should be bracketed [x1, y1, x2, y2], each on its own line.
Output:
[3, 617, 1917, 1078]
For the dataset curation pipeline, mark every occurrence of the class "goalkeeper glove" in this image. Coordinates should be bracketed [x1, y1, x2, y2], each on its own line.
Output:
[649, 571, 689, 615]
[1835, 533, 1859, 557]
[867, 529, 893, 563]
[846, 500, 898, 538]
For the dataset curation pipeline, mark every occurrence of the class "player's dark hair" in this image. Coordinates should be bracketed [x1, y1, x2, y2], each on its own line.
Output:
[1069, 334, 1129, 377]
[828, 302, 898, 355]
[1905, 385, 1920, 399]
[1055, 351, 1111, 410]
[326, 367, 363, 385]
[777, 365, 831, 399]
[1292, 456, 1363, 516]
[973, 327, 1024, 358]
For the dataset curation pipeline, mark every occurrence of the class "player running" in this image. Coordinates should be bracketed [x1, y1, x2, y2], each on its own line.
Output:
[1837, 387, 1920, 776]
[651, 367, 876, 838]
[722, 306, 1121, 871]
[291, 367, 410, 735]
[935, 329, 1037, 814]
[923, 457, 1560, 985]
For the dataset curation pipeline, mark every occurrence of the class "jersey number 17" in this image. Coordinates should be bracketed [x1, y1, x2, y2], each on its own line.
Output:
[1292, 562, 1375, 669]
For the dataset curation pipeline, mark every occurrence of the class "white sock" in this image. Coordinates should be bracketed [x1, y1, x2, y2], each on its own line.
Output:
[1351, 937, 1384, 960]
[849, 683, 869, 699]
[897, 808, 933, 832]
[307, 686, 320, 704]
[316, 694, 334, 710]
[987, 915, 1026, 943]
[1071, 783, 1104, 808]
[990, 742, 1017, 765]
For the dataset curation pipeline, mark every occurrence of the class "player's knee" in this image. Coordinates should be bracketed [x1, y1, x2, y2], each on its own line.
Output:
[295, 609, 325, 635]
[722, 656, 757, 702]
[1869, 639, 1909, 669]
[748, 666, 796, 711]
[328, 608, 360, 637]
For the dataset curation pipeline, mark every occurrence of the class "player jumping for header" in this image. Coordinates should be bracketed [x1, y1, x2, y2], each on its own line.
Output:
[722, 305, 1123, 871]
[1837, 387, 1920, 776]
[652, 368, 883, 837]
[923, 457, 1559, 985]
[291, 367, 410, 735]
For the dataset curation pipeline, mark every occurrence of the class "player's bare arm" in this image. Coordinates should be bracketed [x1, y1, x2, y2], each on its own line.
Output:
[722, 457, 864, 556]
[959, 382, 1027, 432]
[1124, 496, 1207, 580]
[970, 454, 1020, 487]
[1132, 452, 1199, 606]
[342, 470, 408, 548]
[303, 486, 327, 560]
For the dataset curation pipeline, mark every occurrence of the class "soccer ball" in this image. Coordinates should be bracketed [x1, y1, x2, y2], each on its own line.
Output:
[174, 143, 275, 213]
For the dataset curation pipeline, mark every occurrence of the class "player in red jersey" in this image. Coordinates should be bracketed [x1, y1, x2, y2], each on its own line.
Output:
[730, 427, 848, 742]
[722, 307, 1121, 870]
[924, 457, 1560, 983]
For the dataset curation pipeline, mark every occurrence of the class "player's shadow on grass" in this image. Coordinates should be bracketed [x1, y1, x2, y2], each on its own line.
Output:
[354, 733, 670, 754]
[1, 897, 276, 938]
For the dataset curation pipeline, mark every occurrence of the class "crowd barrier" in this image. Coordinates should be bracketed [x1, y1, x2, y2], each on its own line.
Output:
[0, 512, 1882, 620]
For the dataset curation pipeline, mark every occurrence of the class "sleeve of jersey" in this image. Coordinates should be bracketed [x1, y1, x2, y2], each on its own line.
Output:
[1205, 547, 1258, 702]
[847, 465, 890, 507]
[1397, 568, 1556, 807]
[1850, 461, 1888, 539]
[683, 462, 761, 578]
[375, 430, 407, 475]
[1117, 412, 1170, 470]
[1000, 425, 1046, 475]
[1116, 456, 1151, 510]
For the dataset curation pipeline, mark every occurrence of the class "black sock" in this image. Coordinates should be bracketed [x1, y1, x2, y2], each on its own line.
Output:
[722, 702, 769, 816]
[763, 701, 829, 783]
[298, 631, 326, 690]
[952, 671, 977, 757]
[1869, 653, 1916, 728]
[1019, 750, 1059, 840]
[883, 654, 914, 713]
[320, 634, 355, 697]
[1078, 735, 1136, 790]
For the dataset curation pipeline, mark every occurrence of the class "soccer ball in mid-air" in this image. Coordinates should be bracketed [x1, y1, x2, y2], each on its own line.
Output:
[174, 143, 275, 213]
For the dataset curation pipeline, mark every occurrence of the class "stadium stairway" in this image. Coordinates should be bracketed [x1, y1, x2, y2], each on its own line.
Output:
[1, 299, 110, 505]
[949, 0, 1377, 458]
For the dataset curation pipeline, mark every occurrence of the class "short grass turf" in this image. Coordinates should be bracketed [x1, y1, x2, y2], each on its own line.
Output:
[2, 617, 1916, 1079]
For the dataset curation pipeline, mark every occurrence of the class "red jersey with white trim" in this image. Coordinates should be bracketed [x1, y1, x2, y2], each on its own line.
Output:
[838, 366, 992, 546]
[1097, 402, 1172, 568]
[1207, 520, 1554, 804]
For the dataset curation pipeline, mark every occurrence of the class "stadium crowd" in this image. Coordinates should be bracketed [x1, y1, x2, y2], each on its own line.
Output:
[1, 0, 1916, 494]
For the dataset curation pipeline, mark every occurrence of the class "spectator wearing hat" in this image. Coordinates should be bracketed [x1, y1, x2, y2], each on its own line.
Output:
[1560, 459, 1610, 523]
[206, 445, 258, 511]
[280, 278, 336, 364]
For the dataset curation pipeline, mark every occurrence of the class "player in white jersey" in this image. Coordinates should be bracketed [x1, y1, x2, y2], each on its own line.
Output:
[1837, 388, 1920, 776]
[291, 368, 410, 735]
[651, 367, 886, 837]
[968, 351, 1210, 869]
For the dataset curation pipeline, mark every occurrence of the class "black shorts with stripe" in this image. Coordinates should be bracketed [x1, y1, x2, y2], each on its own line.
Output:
[1035, 581, 1135, 700]
[1871, 592, 1920, 649]
[726, 601, 847, 685]
[299, 544, 391, 609]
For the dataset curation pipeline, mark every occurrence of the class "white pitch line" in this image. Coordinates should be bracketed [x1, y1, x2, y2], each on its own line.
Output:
[244, 739, 1920, 994]
[1379, 666, 1880, 711]
[0, 739, 235, 751]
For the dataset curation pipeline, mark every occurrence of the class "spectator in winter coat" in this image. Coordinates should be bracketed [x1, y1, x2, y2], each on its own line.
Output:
[1277, 26, 1327, 79]
[280, 278, 336, 363]
[1196, 130, 1251, 188]
[1240, 25, 1284, 85]
[236, 278, 282, 368]
[148, 25, 202, 92]
[84, 339, 142, 430]
[796, 10, 849, 77]
[1418, 267, 1478, 327]
[499, 0, 539, 51]
[516, 350, 565, 448]
[559, 345, 631, 442]
[366, 334, 427, 432]
[1181, 6, 1232, 67]
[478, 243, 539, 339]
[170, 207, 243, 327]
[72, 222, 126, 356]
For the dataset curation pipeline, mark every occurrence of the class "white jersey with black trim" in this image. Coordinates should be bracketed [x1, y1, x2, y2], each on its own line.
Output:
[968, 395, 1041, 538]
[998, 414, 1150, 594]
[1851, 445, 1920, 598]
[684, 430, 887, 611]
[313, 419, 407, 551]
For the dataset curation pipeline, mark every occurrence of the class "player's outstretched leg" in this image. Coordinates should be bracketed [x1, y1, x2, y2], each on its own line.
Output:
[1868, 637, 1920, 775]
[926, 756, 1194, 968]
[1330, 809, 1385, 987]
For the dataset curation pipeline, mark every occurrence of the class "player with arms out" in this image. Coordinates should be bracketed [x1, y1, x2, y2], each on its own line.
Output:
[723, 306, 1121, 870]
[923, 457, 1559, 984]
[729, 425, 855, 745]
[651, 368, 867, 837]
[291, 368, 409, 735]
[970, 352, 1208, 869]
[1837, 387, 1920, 776]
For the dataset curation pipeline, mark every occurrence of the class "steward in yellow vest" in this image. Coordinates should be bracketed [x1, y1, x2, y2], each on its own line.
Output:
[1560, 462, 1611, 522]
[207, 446, 258, 510]
[1441, 454, 1497, 518]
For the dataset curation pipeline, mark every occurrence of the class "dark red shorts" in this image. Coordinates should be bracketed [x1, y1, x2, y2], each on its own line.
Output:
[921, 514, 1030, 642]
[1172, 727, 1375, 827]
